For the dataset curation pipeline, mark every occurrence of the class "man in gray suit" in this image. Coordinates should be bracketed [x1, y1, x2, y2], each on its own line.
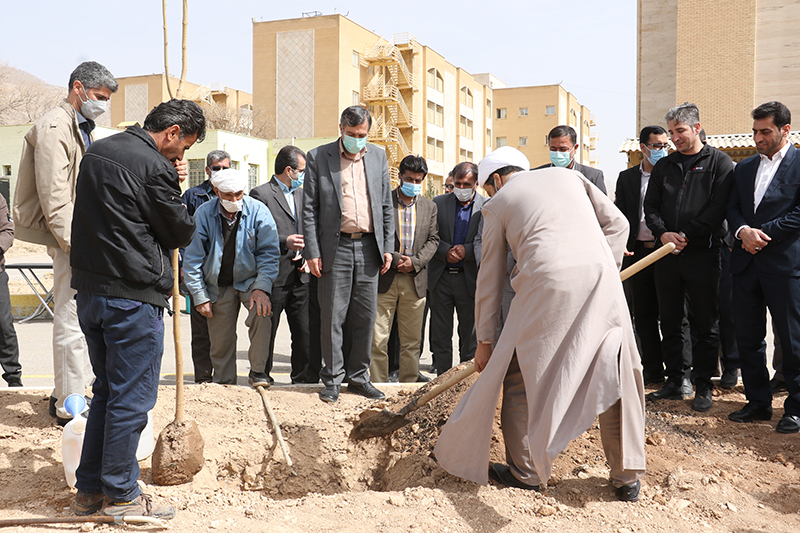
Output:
[535, 125, 607, 194]
[428, 162, 486, 375]
[303, 106, 394, 403]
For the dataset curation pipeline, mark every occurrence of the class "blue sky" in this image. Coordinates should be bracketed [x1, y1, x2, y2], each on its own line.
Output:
[3, 1, 637, 182]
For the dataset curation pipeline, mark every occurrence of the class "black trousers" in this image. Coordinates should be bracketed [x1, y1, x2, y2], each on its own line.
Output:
[717, 246, 740, 370]
[654, 249, 720, 390]
[428, 271, 476, 375]
[625, 242, 666, 380]
[0, 269, 21, 383]
[267, 278, 310, 383]
[189, 294, 212, 383]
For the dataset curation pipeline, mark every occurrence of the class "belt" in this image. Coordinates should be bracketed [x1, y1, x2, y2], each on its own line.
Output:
[341, 231, 373, 240]
[447, 267, 464, 273]
[636, 240, 655, 249]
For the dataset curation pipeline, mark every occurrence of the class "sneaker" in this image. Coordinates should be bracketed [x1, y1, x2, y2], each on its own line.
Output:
[72, 491, 105, 516]
[691, 387, 713, 412]
[102, 494, 176, 520]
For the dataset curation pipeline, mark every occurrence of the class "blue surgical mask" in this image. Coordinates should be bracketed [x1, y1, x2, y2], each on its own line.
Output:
[648, 148, 668, 165]
[291, 171, 304, 190]
[549, 150, 573, 168]
[343, 134, 367, 154]
[400, 181, 421, 197]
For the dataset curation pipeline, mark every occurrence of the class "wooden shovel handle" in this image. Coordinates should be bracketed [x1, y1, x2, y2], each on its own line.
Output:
[172, 249, 184, 423]
[400, 362, 478, 416]
[619, 242, 675, 281]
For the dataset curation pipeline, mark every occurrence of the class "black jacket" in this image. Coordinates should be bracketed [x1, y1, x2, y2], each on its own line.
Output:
[644, 143, 734, 251]
[615, 164, 644, 251]
[71, 126, 195, 306]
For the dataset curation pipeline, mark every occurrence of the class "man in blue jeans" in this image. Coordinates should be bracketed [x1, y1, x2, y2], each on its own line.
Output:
[69, 100, 205, 519]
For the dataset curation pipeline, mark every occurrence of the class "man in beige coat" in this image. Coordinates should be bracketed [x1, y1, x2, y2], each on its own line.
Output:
[14, 61, 117, 425]
[434, 161, 646, 502]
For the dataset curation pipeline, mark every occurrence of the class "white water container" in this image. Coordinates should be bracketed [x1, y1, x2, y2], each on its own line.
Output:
[61, 394, 87, 488]
[136, 410, 155, 461]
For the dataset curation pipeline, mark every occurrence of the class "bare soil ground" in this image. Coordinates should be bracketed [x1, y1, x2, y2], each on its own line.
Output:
[1, 367, 800, 533]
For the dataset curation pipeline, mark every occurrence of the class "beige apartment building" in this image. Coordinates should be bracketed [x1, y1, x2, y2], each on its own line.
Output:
[636, 0, 800, 147]
[492, 84, 597, 168]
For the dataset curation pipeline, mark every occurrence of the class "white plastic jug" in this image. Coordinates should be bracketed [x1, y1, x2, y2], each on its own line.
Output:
[61, 394, 87, 488]
[136, 410, 155, 461]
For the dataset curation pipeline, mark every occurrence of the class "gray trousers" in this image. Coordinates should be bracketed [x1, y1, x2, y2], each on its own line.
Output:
[206, 285, 272, 385]
[318, 234, 380, 386]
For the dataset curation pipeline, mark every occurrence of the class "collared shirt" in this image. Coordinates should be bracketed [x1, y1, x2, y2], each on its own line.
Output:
[339, 139, 374, 233]
[76, 111, 95, 149]
[637, 164, 654, 242]
[452, 194, 474, 268]
[397, 189, 417, 256]
[275, 176, 297, 221]
[754, 141, 791, 209]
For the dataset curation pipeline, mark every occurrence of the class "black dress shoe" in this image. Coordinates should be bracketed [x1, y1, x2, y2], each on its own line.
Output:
[776, 415, 800, 434]
[616, 480, 641, 502]
[416, 372, 431, 383]
[6, 376, 22, 387]
[646, 379, 691, 401]
[488, 463, 541, 491]
[347, 381, 386, 400]
[718, 368, 739, 389]
[319, 384, 340, 403]
[728, 403, 772, 423]
[770, 377, 787, 394]
[691, 387, 713, 412]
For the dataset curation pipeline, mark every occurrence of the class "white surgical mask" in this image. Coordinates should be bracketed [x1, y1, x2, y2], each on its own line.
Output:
[453, 186, 474, 203]
[79, 86, 107, 121]
[220, 198, 242, 213]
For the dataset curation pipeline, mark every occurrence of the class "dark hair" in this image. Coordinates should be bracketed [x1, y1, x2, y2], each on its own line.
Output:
[399, 155, 428, 177]
[274, 145, 307, 176]
[484, 165, 525, 189]
[547, 125, 577, 145]
[68, 61, 118, 93]
[639, 125, 667, 145]
[452, 161, 478, 184]
[340, 105, 372, 130]
[206, 150, 231, 167]
[752, 101, 792, 129]
[143, 99, 206, 142]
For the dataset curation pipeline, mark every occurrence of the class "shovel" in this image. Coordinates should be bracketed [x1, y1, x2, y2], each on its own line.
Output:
[151, 249, 205, 485]
[351, 242, 676, 440]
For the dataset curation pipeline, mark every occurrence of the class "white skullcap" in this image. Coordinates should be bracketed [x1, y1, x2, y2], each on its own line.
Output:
[478, 146, 531, 188]
[210, 168, 248, 193]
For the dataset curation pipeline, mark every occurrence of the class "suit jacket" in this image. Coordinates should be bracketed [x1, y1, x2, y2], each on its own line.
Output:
[535, 162, 607, 194]
[614, 164, 644, 251]
[250, 176, 309, 287]
[303, 139, 394, 271]
[378, 189, 439, 298]
[727, 144, 800, 276]
[428, 191, 486, 296]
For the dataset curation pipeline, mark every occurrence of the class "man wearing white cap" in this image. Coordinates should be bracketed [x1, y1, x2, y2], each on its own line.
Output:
[435, 150, 646, 502]
[184, 168, 280, 385]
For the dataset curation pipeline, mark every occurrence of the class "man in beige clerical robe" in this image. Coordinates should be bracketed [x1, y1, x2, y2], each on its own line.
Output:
[434, 163, 646, 502]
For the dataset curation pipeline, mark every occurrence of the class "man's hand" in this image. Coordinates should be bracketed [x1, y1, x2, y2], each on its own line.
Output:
[739, 226, 771, 254]
[381, 252, 393, 275]
[397, 255, 414, 273]
[287, 234, 305, 252]
[660, 231, 687, 252]
[452, 244, 466, 260]
[173, 158, 188, 183]
[624, 248, 634, 257]
[249, 289, 272, 317]
[475, 343, 493, 372]
[308, 257, 322, 278]
[446, 247, 461, 263]
[196, 302, 213, 318]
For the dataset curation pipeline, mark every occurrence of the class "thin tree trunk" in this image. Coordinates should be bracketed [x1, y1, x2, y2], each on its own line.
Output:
[162, 0, 174, 99]
[176, 0, 188, 98]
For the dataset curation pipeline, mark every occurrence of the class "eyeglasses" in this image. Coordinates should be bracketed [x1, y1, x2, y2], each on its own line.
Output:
[444, 184, 455, 191]
[645, 143, 670, 150]
[210, 165, 231, 171]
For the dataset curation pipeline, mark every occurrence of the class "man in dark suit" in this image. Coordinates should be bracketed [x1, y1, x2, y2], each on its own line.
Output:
[370, 155, 439, 383]
[535, 125, 607, 194]
[727, 101, 800, 433]
[428, 162, 486, 375]
[303, 106, 394, 403]
[615, 125, 671, 384]
[250, 145, 310, 384]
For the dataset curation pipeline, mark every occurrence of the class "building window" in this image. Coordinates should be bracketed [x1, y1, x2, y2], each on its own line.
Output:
[545, 105, 555, 115]
[519, 137, 528, 147]
[486, 129, 492, 150]
[230, 161, 240, 170]
[188, 159, 206, 188]
[459, 87, 473, 108]
[248, 164, 259, 190]
[426, 68, 443, 92]
[497, 137, 507, 147]
[436, 139, 444, 162]
[496, 108, 507, 120]
[352, 91, 360, 106]
[427, 136, 444, 162]
[519, 107, 528, 117]
[352, 51, 360, 67]
[427, 101, 443, 127]
[459, 116, 473, 138]
[2, 165, 10, 176]
[486, 98, 492, 115]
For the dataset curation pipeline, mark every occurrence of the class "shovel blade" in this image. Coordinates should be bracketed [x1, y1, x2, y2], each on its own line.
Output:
[350, 408, 410, 440]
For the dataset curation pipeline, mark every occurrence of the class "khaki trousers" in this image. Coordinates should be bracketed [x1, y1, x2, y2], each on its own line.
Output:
[502, 353, 644, 488]
[206, 286, 271, 384]
[370, 273, 425, 383]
